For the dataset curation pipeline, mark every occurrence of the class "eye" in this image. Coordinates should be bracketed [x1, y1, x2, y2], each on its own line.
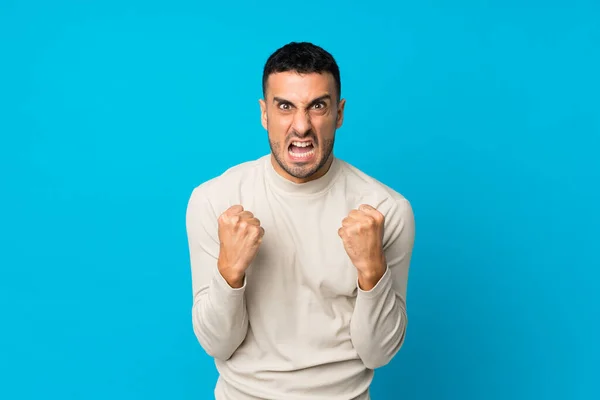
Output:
[312, 102, 327, 110]
[278, 103, 292, 110]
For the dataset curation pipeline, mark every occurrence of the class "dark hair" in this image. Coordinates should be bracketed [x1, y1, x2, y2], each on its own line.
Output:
[262, 42, 341, 101]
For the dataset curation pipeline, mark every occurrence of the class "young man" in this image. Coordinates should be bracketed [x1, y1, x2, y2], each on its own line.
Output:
[186, 42, 415, 400]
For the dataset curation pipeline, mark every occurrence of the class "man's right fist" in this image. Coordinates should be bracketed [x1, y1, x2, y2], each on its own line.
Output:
[217, 205, 264, 288]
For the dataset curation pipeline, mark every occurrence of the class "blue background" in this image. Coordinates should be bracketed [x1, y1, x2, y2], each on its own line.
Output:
[1, 1, 598, 399]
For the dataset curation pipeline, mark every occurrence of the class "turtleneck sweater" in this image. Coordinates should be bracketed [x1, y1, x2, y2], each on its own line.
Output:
[185, 154, 415, 400]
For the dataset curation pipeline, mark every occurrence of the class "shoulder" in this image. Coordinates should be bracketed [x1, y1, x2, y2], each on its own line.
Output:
[187, 155, 268, 218]
[336, 158, 414, 236]
[336, 158, 411, 209]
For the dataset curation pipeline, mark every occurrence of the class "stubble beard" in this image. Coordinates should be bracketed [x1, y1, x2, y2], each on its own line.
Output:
[269, 135, 335, 180]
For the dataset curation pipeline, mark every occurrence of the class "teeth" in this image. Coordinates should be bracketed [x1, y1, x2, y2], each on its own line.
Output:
[289, 148, 315, 158]
[292, 141, 312, 147]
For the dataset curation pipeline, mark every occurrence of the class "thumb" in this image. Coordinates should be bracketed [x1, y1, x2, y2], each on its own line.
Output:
[358, 204, 375, 212]
[226, 205, 244, 215]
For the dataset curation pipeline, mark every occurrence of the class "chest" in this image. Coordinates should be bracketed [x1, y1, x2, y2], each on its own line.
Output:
[244, 195, 360, 301]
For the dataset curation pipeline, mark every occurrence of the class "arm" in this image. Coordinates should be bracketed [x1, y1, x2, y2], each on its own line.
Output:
[186, 186, 249, 361]
[349, 198, 415, 369]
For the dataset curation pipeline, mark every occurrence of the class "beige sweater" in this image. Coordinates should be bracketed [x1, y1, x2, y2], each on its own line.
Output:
[186, 154, 415, 400]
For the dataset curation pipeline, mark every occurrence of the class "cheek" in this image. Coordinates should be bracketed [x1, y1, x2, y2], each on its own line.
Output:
[313, 116, 337, 137]
[269, 114, 293, 132]
[268, 124, 293, 149]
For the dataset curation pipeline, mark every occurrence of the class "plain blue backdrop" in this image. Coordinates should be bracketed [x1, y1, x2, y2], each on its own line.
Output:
[1, 0, 598, 399]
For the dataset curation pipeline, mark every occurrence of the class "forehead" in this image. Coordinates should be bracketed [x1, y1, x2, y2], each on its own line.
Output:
[265, 71, 336, 101]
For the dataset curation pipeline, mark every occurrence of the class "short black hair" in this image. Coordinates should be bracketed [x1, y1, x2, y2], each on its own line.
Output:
[262, 42, 341, 101]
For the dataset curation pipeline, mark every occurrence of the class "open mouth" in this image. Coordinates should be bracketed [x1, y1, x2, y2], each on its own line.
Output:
[288, 141, 315, 160]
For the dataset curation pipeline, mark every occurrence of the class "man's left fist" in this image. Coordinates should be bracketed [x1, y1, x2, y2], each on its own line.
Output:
[338, 204, 387, 289]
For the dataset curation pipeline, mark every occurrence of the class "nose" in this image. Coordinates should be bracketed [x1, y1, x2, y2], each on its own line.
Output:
[291, 110, 312, 136]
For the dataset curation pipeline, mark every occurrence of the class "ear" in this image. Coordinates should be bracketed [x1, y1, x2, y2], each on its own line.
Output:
[336, 98, 346, 129]
[258, 99, 268, 130]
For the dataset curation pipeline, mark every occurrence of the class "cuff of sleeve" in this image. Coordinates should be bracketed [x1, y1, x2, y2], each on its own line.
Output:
[356, 266, 392, 299]
[212, 267, 247, 297]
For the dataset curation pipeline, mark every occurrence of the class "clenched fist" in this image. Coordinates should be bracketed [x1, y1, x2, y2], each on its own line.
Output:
[338, 204, 387, 291]
[217, 205, 264, 288]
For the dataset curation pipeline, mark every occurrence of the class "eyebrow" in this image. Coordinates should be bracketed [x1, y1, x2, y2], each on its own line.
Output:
[273, 94, 332, 108]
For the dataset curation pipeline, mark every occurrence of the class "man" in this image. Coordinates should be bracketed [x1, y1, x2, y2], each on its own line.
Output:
[186, 41, 415, 400]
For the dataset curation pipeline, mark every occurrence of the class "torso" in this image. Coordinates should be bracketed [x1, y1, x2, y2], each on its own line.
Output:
[203, 155, 399, 399]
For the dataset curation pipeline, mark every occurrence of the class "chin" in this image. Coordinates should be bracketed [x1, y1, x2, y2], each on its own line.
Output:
[284, 161, 318, 177]
[285, 154, 329, 180]
[269, 138, 332, 180]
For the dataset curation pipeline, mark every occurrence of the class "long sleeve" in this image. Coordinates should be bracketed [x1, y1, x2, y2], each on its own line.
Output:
[186, 186, 249, 361]
[349, 198, 415, 369]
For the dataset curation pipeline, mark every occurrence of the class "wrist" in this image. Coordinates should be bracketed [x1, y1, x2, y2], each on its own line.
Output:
[219, 271, 245, 288]
[217, 260, 245, 289]
[356, 257, 387, 291]
[357, 271, 383, 291]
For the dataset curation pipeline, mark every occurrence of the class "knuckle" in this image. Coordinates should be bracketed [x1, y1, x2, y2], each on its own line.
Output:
[249, 226, 262, 239]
